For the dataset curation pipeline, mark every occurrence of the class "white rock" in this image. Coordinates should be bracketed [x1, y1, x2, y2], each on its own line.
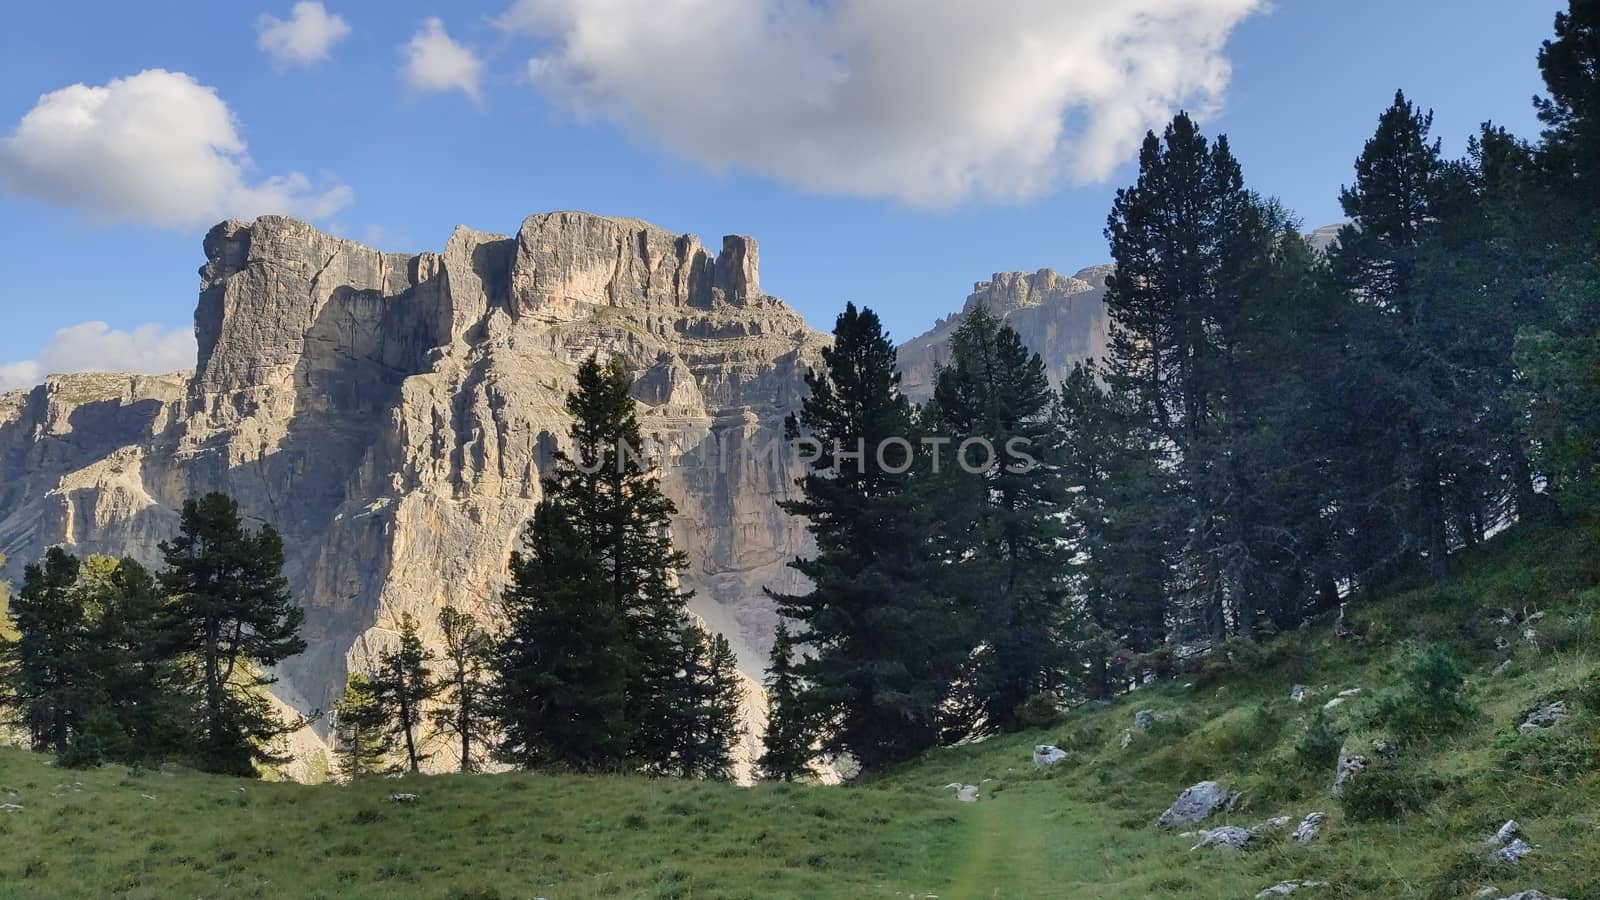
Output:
[1322, 697, 1345, 710]
[1493, 839, 1532, 863]
[1156, 781, 1230, 830]
[0, 803, 22, 812]
[1256, 881, 1330, 897]
[1492, 820, 1520, 846]
[387, 793, 420, 803]
[1252, 816, 1292, 834]
[1331, 752, 1367, 797]
[1338, 688, 1362, 697]
[1032, 745, 1068, 768]
[1120, 730, 1134, 749]
[1293, 812, 1326, 844]
[1518, 701, 1568, 734]
[1190, 825, 1253, 852]
[1134, 709, 1160, 730]
[1290, 685, 1312, 703]
[945, 783, 978, 803]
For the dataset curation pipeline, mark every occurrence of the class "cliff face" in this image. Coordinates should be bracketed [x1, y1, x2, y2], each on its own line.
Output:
[897, 265, 1111, 402]
[0, 212, 826, 771]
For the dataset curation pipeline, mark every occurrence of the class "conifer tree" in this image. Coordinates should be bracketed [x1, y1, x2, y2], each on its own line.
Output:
[333, 671, 387, 779]
[158, 493, 307, 776]
[495, 500, 632, 770]
[756, 622, 814, 781]
[373, 611, 437, 774]
[1536, 0, 1600, 205]
[927, 308, 1069, 731]
[430, 605, 495, 772]
[1, 548, 85, 754]
[773, 303, 963, 771]
[663, 626, 744, 780]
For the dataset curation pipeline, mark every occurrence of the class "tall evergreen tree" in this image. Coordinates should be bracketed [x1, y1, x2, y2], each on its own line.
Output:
[333, 671, 387, 779]
[158, 492, 307, 776]
[373, 611, 437, 774]
[756, 622, 814, 782]
[1103, 112, 1280, 641]
[430, 605, 495, 772]
[661, 626, 744, 781]
[495, 501, 631, 770]
[1535, 0, 1600, 206]
[773, 303, 964, 771]
[0, 548, 86, 754]
[927, 308, 1069, 731]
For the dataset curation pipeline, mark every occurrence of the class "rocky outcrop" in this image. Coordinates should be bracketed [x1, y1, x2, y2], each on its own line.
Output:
[897, 266, 1110, 402]
[0, 211, 829, 776]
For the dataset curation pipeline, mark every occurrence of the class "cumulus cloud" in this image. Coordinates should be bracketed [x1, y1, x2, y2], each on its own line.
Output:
[257, 2, 352, 69]
[403, 18, 484, 104]
[0, 69, 353, 229]
[499, 0, 1264, 206]
[0, 322, 196, 394]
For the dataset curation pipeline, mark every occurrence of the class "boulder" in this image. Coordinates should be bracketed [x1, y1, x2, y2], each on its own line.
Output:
[387, 793, 419, 803]
[1499, 892, 1568, 900]
[1290, 685, 1313, 703]
[1120, 730, 1134, 749]
[1156, 781, 1230, 830]
[1293, 812, 1326, 844]
[1251, 815, 1293, 834]
[1518, 701, 1568, 734]
[1491, 820, 1520, 846]
[945, 783, 979, 803]
[1494, 839, 1532, 863]
[1331, 751, 1367, 796]
[1032, 744, 1068, 768]
[1134, 709, 1160, 730]
[1190, 825, 1253, 852]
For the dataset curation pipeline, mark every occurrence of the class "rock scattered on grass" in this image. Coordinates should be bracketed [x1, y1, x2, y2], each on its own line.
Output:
[1032, 744, 1067, 768]
[1251, 815, 1292, 835]
[1497, 892, 1568, 900]
[1491, 820, 1520, 846]
[387, 793, 420, 803]
[1134, 709, 1161, 730]
[0, 803, 22, 812]
[1293, 812, 1326, 844]
[1331, 751, 1367, 796]
[1120, 730, 1134, 749]
[1493, 839, 1532, 863]
[1189, 825, 1252, 852]
[944, 783, 978, 803]
[1290, 685, 1313, 703]
[1518, 701, 1568, 734]
[1256, 880, 1329, 897]
[1156, 781, 1229, 829]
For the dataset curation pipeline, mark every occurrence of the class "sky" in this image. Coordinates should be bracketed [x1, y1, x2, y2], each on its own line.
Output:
[0, 0, 1570, 391]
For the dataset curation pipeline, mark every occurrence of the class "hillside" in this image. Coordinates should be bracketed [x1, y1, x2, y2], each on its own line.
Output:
[1, 519, 1594, 899]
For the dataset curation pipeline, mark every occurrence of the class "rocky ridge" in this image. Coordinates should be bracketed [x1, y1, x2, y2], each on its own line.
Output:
[0, 211, 829, 774]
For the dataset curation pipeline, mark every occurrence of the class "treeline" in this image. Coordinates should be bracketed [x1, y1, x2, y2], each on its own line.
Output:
[0, 496, 307, 775]
[758, 3, 1600, 779]
[1, 356, 745, 781]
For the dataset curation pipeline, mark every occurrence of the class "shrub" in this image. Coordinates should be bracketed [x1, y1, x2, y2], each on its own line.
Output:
[1338, 759, 1443, 822]
[1372, 645, 1477, 740]
[1294, 710, 1344, 770]
[1016, 693, 1062, 728]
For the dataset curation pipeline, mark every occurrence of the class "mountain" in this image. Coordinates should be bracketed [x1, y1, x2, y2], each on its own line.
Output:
[897, 266, 1112, 402]
[0, 211, 829, 771]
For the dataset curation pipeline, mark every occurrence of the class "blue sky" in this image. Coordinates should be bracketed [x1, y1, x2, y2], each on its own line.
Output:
[0, 0, 1569, 388]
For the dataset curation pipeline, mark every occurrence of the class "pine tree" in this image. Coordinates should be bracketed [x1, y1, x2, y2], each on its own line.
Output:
[494, 500, 632, 771]
[373, 611, 437, 774]
[663, 626, 744, 780]
[429, 605, 494, 772]
[756, 622, 813, 781]
[1535, 0, 1600, 206]
[333, 672, 387, 779]
[158, 493, 307, 776]
[773, 303, 963, 771]
[926, 307, 1069, 731]
[0, 548, 85, 754]
[1103, 112, 1281, 641]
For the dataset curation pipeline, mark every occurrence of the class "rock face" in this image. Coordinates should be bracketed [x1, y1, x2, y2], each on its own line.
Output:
[0, 212, 829, 774]
[897, 266, 1111, 402]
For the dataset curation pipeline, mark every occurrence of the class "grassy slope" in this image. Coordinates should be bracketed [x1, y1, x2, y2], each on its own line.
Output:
[2, 520, 1598, 899]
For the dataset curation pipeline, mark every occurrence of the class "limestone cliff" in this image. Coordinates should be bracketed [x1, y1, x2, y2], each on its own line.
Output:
[0, 212, 827, 774]
[897, 265, 1112, 402]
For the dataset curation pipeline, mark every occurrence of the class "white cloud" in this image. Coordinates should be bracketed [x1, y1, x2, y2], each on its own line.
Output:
[0, 322, 196, 394]
[499, 0, 1265, 207]
[256, 2, 352, 69]
[402, 18, 484, 104]
[0, 69, 353, 229]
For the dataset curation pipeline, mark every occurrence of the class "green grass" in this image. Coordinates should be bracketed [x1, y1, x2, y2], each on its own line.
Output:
[3, 519, 1600, 898]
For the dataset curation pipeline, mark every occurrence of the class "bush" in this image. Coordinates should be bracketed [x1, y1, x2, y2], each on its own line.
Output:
[1372, 645, 1477, 740]
[1294, 710, 1344, 771]
[1338, 758, 1444, 822]
[1016, 693, 1062, 729]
